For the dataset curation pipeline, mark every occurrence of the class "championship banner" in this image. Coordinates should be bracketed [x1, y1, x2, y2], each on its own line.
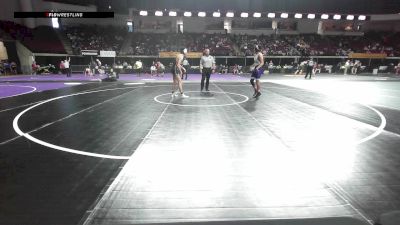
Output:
[348, 53, 387, 59]
[100, 51, 116, 57]
[159, 52, 202, 58]
[81, 50, 98, 56]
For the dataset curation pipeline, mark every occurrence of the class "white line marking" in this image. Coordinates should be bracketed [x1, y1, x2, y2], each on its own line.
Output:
[0, 101, 42, 113]
[83, 97, 172, 224]
[123, 82, 145, 85]
[214, 83, 376, 224]
[13, 86, 144, 160]
[154, 91, 249, 107]
[0, 85, 37, 99]
[189, 97, 216, 100]
[264, 84, 387, 146]
[328, 182, 374, 224]
[64, 82, 83, 85]
[0, 83, 117, 113]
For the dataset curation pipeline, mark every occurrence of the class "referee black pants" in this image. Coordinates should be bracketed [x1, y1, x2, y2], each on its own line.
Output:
[305, 66, 312, 79]
[66, 68, 71, 77]
[201, 68, 212, 91]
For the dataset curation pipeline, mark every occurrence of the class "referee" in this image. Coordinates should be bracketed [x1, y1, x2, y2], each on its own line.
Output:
[199, 48, 216, 92]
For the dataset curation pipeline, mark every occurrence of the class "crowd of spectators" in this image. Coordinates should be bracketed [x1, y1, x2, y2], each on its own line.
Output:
[0, 60, 18, 75]
[125, 33, 235, 56]
[61, 26, 400, 57]
[124, 32, 400, 57]
[233, 34, 300, 56]
[64, 25, 125, 55]
[295, 32, 400, 56]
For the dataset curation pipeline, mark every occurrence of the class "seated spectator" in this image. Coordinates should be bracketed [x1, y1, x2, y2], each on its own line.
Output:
[9, 61, 17, 74]
[221, 65, 228, 74]
[31, 61, 39, 75]
[150, 61, 157, 76]
[232, 64, 239, 75]
[156, 61, 165, 77]
[396, 61, 400, 75]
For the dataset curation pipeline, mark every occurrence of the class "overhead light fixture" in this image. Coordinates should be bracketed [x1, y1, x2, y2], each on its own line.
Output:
[139, 11, 148, 16]
[240, 12, 248, 18]
[281, 13, 289, 18]
[226, 12, 234, 17]
[253, 12, 261, 18]
[333, 14, 341, 20]
[321, 14, 329, 19]
[267, 13, 275, 18]
[347, 15, 354, 20]
[155, 11, 163, 16]
[213, 12, 221, 17]
[307, 14, 315, 19]
[358, 15, 366, 20]
[294, 13, 302, 19]
[169, 11, 177, 16]
[198, 12, 206, 17]
[184, 11, 192, 17]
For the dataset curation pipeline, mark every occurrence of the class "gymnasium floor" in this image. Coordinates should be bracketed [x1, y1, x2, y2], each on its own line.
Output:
[1, 73, 400, 225]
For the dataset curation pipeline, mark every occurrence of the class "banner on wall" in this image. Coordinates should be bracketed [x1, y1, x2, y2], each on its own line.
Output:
[81, 50, 98, 56]
[159, 52, 203, 58]
[100, 51, 116, 57]
[348, 53, 387, 59]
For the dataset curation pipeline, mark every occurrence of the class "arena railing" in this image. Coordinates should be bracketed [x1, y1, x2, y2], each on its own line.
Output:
[32, 53, 400, 74]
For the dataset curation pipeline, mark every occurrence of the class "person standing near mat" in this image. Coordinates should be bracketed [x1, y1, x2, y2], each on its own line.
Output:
[64, 57, 71, 77]
[250, 45, 264, 98]
[171, 48, 189, 98]
[182, 57, 190, 80]
[199, 48, 216, 92]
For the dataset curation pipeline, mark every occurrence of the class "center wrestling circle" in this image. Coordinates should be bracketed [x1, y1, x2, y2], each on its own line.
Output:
[154, 91, 249, 107]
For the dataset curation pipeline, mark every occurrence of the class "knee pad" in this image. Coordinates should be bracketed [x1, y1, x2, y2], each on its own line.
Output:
[250, 79, 255, 86]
